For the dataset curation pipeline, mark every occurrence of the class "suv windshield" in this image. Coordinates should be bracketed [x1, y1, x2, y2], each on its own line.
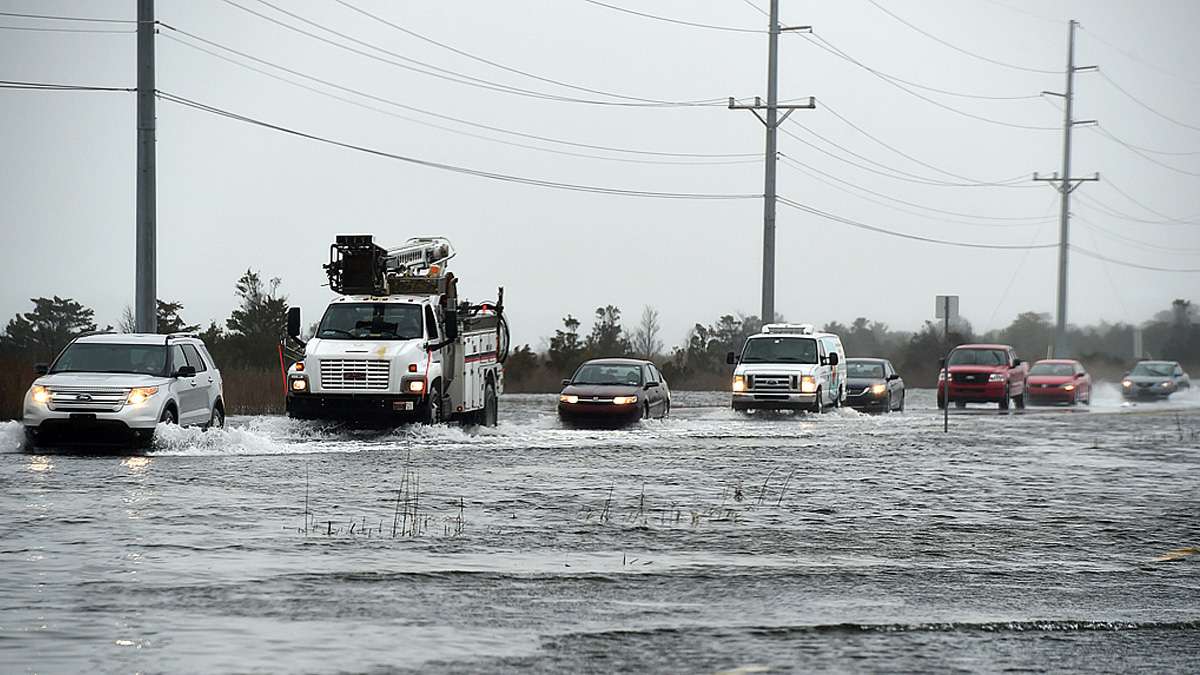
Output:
[948, 348, 1008, 367]
[572, 363, 643, 386]
[1131, 362, 1173, 377]
[741, 337, 818, 364]
[317, 303, 424, 340]
[51, 343, 167, 376]
[1030, 363, 1075, 376]
[847, 361, 885, 378]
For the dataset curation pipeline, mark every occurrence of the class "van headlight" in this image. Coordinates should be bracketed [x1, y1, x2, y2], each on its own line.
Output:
[800, 376, 817, 394]
[126, 387, 159, 405]
[732, 375, 746, 392]
[31, 385, 51, 405]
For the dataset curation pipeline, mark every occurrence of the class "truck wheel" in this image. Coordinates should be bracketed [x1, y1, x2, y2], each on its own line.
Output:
[481, 381, 498, 427]
[421, 381, 444, 425]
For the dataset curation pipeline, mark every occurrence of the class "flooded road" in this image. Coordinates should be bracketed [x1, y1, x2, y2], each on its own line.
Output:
[2, 388, 1198, 673]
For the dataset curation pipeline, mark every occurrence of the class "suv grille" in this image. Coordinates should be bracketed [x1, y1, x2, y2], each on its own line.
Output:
[320, 359, 390, 390]
[47, 387, 129, 412]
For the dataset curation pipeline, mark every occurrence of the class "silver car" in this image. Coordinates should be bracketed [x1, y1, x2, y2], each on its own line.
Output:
[1121, 360, 1191, 400]
[23, 333, 225, 447]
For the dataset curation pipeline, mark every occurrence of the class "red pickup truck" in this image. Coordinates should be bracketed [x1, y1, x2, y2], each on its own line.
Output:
[937, 343, 1029, 410]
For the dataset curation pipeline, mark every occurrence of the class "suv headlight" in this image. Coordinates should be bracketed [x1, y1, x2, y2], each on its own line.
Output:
[988, 373, 1006, 382]
[31, 385, 51, 404]
[126, 387, 159, 405]
[938, 371, 950, 381]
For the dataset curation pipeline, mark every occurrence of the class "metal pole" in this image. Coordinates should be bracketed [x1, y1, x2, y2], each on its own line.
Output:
[1052, 20, 1076, 358]
[943, 296, 950, 432]
[135, 0, 157, 333]
[760, 0, 780, 325]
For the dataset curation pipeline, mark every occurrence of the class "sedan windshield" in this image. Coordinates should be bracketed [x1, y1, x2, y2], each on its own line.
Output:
[1030, 363, 1075, 376]
[847, 361, 885, 378]
[572, 363, 642, 386]
[1131, 362, 1173, 377]
[740, 337, 817, 364]
[51, 343, 167, 376]
[317, 303, 423, 340]
[948, 349, 1008, 367]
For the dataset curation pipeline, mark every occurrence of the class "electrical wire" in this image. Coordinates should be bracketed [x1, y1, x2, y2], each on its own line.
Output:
[0, 79, 134, 92]
[332, 0, 718, 106]
[159, 27, 756, 160]
[1093, 126, 1200, 177]
[863, 0, 1060, 75]
[0, 10, 136, 23]
[215, 0, 727, 107]
[1075, 215, 1200, 254]
[1102, 179, 1200, 225]
[777, 196, 1057, 249]
[1097, 71, 1200, 133]
[804, 34, 1059, 131]
[157, 90, 762, 200]
[1070, 245, 1200, 273]
[0, 24, 133, 34]
[579, 0, 765, 34]
[1081, 25, 1200, 88]
[1075, 192, 1199, 227]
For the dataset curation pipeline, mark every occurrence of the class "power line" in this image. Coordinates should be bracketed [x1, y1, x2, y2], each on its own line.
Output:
[214, 0, 726, 107]
[1075, 215, 1200, 254]
[0, 10, 135, 23]
[1093, 126, 1200, 177]
[157, 90, 762, 200]
[159, 27, 756, 160]
[1097, 70, 1200, 133]
[579, 0, 765, 33]
[0, 79, 135, 92]
[777, 196, 1057, 249]
[1074, 192, 1199, 227]
[804, 34, 1059, 130]
[0, 24, 133, 34]
[1071, 245, 1200, 273]
[1081, 25, 1200, 88]
[863, 0, 1060, 75]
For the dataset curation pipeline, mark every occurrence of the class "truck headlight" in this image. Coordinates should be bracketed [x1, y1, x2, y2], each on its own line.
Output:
[732, 375, 746, 392]
[938, 371, 950, 381]
[988, 373, 1006, 382]
[290, 376, 308, 392]
[612, 396, 637, 405]
[870, 383, 887, 396]
[31, 385, 51, 405]
[408, 380, 426, 394]
[127, 387, 159, 405]
[559, 394, 579, 404]
[800, 376, 816, 394]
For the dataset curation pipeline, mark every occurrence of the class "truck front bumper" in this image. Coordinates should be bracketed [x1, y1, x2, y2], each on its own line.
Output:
[732, 392, 816, 411]
[286, 392, 426, 420]
[939, 381, 1008, 403]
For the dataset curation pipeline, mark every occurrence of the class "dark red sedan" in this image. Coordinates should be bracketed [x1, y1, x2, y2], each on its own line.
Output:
[1026, 359, 1091, 405]
[558, 358, 671, 426]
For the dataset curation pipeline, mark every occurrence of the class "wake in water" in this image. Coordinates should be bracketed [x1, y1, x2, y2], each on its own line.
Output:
[0, 420, 26, 453]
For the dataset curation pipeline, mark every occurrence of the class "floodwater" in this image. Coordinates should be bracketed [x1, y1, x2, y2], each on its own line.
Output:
[1, 386, 1198, 673]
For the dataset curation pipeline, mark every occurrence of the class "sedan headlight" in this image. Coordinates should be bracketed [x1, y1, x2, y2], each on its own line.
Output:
[126, 386, 159, 405]
[1122, 380, 1132, 388]
[612, 396, 638, 405]
[870, 383, 887, 396]
[1161, 381, 1172, 388]
[800, 376, 817, 394]
[31, 385, 51, 405]
[1062, 384, 1075, 391]
[732, 375, 746, 392]
[559, 394, 579, 404]
[988, 373, 1006, 382]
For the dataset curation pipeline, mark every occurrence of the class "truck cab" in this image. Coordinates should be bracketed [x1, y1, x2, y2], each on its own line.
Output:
[285, 235, 506, 425]
[728, 324, 847, 413]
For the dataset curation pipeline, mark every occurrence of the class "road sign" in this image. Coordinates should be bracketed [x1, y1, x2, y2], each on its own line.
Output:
[935, 295, 959, 320]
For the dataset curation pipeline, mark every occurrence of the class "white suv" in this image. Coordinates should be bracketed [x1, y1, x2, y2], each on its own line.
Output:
[23, 333, 225, 447]
[728, 324, 847, 413]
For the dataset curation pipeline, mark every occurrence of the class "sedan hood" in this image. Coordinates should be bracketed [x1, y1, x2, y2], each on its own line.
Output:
[1124, 375, 1173, 385]
[846, 377, 885, 388]
[36, 372, 172, 388]
[561, 383, 641, 398]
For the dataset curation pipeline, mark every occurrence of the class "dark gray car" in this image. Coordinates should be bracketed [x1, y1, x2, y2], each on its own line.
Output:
[1121, 360, 1191, 399]
[844, 358, 905, 412]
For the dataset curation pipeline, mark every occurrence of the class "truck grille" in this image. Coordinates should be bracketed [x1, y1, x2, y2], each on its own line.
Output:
[749, 374, 795, 391]
[953, 372, 987, 384]
[47, 387, 129, 412]
[320, 359, 390, 390]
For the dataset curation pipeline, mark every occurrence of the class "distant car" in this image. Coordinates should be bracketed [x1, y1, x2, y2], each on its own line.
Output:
[558, 358, 671, 426]
[937, 343, 1028, 410]
[1122, 360, 1191, 399]
[1026, 359, 1091, 406]
[844, 358, 904, 412]
[23, 333, 225, 447]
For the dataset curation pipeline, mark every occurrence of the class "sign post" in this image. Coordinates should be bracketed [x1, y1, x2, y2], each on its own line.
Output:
[936, 296, 960, 433]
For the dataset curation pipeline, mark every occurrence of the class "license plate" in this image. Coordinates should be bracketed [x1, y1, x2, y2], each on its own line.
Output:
[393, 401, 414, 411]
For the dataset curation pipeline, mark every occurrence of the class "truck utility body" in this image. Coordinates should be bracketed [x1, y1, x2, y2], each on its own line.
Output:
[286, 235, 507, 425]
[728, 323, 847, 413]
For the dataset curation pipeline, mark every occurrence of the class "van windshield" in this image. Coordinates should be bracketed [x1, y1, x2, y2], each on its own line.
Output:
[51, 343, 168, 376]
[317, 303, 424, 340]
[741, 337, 817, 364]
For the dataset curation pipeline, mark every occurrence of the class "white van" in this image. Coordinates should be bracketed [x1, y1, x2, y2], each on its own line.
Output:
[727, 324, 847, 413]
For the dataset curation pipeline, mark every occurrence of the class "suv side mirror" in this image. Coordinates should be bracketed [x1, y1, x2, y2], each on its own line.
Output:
[287, 306, 302, 339]
[828, 353, 840, 366]
[726, 351, 737, 365]
[174, 365, 197, 378]
[34, 363, 49, 376]
[443, 307, 459, 341]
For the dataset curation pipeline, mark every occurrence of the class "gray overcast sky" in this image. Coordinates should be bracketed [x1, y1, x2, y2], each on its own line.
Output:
[2, 0, 1199, 350]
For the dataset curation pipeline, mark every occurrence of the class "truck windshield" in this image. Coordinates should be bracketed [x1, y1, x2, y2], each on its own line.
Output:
[50, 343, 168, 376]
[740, 337, 817, 364]
[317, 303, 424, 340]
[948, 349, 1008, 367]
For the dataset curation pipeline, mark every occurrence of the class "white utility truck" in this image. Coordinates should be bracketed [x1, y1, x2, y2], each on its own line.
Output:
[727, 323, 847, 413]
[285, 235, 508, 425]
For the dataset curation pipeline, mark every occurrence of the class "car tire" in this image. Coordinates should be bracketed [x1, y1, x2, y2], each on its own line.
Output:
[937, 392, 947, 410]
[206, 405, 225, 430]
[810, 388, 823, 414]
[642, 402, 651, 420]
[885, 392, 892, 413]
[160, 407, 178, 425]
[898, 391, 905, 412]
[955, 401, 967, 409]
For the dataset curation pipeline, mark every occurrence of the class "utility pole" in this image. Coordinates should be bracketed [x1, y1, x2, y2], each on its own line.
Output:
[1034, 19, 1097, 358]
[729, 0, 814, 325]
[135, 0, 157, 333]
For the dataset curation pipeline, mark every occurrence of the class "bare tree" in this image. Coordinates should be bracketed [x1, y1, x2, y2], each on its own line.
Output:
[632, 306, 663, 360]
[119, 306, 137, 333]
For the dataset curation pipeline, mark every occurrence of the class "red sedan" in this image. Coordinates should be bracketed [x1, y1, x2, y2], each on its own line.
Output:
[1026, 359, 1091, 405]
